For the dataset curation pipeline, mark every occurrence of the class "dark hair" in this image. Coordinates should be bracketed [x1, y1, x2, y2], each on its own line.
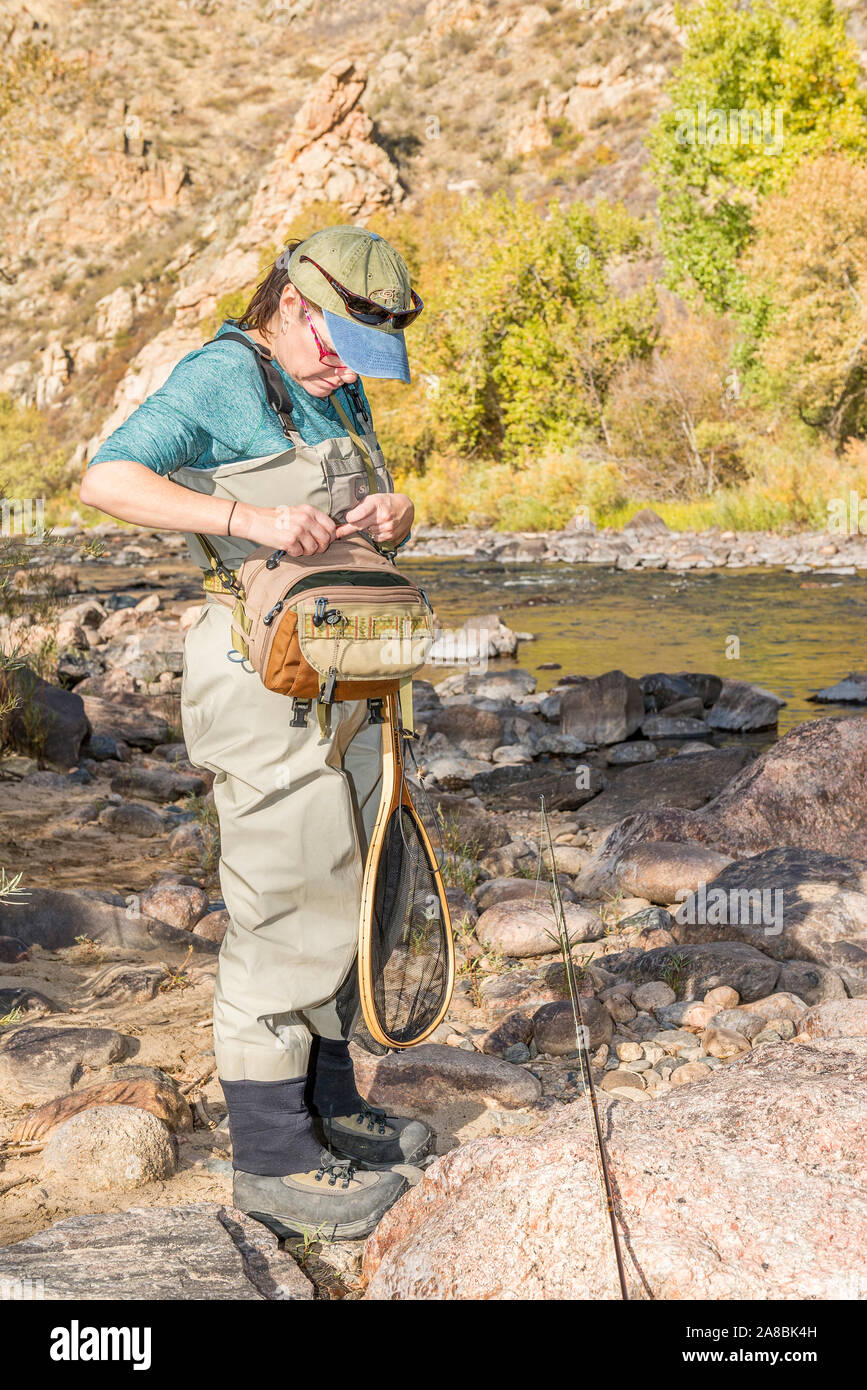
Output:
[233, 240, 312, 335]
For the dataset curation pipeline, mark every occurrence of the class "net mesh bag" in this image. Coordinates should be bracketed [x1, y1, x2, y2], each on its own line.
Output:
[368, 801, 449, 1045]
[338, 735, 451, 1051]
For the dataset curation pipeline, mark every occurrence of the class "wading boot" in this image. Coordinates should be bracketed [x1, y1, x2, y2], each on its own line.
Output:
[233, 1150, 407, 1241]
[221, 1073, 409, 1240]
[306, 1037, 433, 1170]
[321, 1103, 432, 1170]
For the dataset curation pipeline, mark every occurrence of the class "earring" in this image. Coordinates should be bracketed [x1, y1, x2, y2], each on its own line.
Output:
[281, 318, 289, 333]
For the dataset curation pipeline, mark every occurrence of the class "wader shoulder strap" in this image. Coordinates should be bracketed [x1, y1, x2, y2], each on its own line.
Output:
[331, 388, 378, 497]
[203, 329, 296, 438]
[331, 387, 400, 563]
[398, 676, 415, 739]
[192, 328, 298, 589]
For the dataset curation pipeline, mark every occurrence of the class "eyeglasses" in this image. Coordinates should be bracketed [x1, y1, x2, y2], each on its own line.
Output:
[299, 296, 347, 368]
[298, 254, 424, 329]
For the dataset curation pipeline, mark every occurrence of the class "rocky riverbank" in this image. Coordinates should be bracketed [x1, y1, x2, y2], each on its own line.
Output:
[407, 510, 867, 573]
[0, 530, 865, 1299]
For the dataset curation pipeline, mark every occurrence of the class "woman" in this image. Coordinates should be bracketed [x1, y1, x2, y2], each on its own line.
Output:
[80, 225, 431, 1240]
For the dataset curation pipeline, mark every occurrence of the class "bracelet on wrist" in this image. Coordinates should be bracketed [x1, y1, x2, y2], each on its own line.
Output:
[226, 500, 238, 537]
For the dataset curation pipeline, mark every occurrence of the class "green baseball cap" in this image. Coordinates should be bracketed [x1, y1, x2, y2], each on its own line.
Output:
[277, 226, 416, 382]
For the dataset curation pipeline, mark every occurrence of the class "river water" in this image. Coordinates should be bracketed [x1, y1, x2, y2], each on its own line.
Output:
[404, 558, 867, 734]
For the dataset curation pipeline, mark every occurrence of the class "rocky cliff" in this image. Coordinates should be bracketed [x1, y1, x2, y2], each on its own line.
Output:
[1, 0, 865, 478]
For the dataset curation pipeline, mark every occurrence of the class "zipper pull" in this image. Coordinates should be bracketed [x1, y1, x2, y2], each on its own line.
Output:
[263, 598, 284, 626]
[312, 596, 328, 627]
[320, 666, 338, 704]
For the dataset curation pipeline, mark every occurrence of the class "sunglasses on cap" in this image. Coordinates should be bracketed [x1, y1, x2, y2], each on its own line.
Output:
[296, 254, 424, 329]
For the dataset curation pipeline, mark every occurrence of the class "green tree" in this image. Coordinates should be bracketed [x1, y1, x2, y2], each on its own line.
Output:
[648, 0, 867, 320]
[412, 191, 657, 461]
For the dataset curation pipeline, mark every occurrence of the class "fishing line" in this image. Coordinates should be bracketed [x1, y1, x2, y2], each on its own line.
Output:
[536, 797, 630, 1301]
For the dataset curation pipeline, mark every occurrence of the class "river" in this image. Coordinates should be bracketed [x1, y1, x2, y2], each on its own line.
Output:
[404, 558, 867, 734]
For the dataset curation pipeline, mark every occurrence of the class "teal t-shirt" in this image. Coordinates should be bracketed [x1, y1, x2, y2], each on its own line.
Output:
[87, 321, 374, 474]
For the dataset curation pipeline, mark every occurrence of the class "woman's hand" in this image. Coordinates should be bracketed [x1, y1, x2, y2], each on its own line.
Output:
[234, 501, 337, 556]
[335, 492, 414, 545]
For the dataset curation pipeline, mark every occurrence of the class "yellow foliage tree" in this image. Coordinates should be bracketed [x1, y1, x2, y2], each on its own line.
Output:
[740, 152, 867, 448]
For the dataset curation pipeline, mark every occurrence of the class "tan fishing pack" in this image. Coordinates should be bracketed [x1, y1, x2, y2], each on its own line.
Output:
[198, 531, 435, 736]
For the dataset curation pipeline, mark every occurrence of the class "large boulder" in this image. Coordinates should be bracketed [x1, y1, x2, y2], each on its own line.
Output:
[475, 900, 603, 957]
[776, 958, 848, 1005]
[362, 1038, 867, 1299]
[673, 848, 867, 994]
[0, 666, 89, 765]
[559, 670, 644, 745]
[477, 970, 565, 1020]
[705, 678, 786, 731]
[0, 1204, 314, 1300]
[0, 1025, 134, 1101]
[424, 705, 506, 760]
[694, 718, 867, 855]
[614, 841, 734, 903]
[349, 1041, 541, 1121]
[800, 999, 867, 1040]
[577, 747, 753, 831]
[639, 672, 694, 710]
[41, 1105, 177, 1192]
[532, 998, 613, 1053]
[0, 887, 219, 955]
[474, 764, 605, 812]
[81, 693, 171, 749]
[809, 674, 867, 705]
[624, 507, 670, 535]
[601, 941, 782, 1002]
[574, 718, 867, 894]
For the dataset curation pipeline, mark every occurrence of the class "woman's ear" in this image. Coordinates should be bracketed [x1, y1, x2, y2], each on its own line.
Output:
[279, 281, 302, 317]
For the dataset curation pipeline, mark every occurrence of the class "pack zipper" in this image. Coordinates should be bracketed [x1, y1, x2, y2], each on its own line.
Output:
[262, 578, 425, 628]
[284, 569, 413, 601]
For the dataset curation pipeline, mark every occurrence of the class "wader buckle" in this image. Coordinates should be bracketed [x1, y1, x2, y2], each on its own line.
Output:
[290, 698, 311, 728]
[366, 698, 385, 725]
[211, 558, 243, 597]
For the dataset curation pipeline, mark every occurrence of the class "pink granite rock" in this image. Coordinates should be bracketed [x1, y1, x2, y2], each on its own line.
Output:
[363, 1038, 867, 1299]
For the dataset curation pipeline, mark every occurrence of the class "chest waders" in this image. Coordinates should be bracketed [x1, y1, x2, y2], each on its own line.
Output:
[178, 333, 402, 1083]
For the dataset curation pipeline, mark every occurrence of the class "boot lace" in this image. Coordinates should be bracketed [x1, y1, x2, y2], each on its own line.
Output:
[354, 1101, 388, 1135]
[314, 1153, 356, 1189]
